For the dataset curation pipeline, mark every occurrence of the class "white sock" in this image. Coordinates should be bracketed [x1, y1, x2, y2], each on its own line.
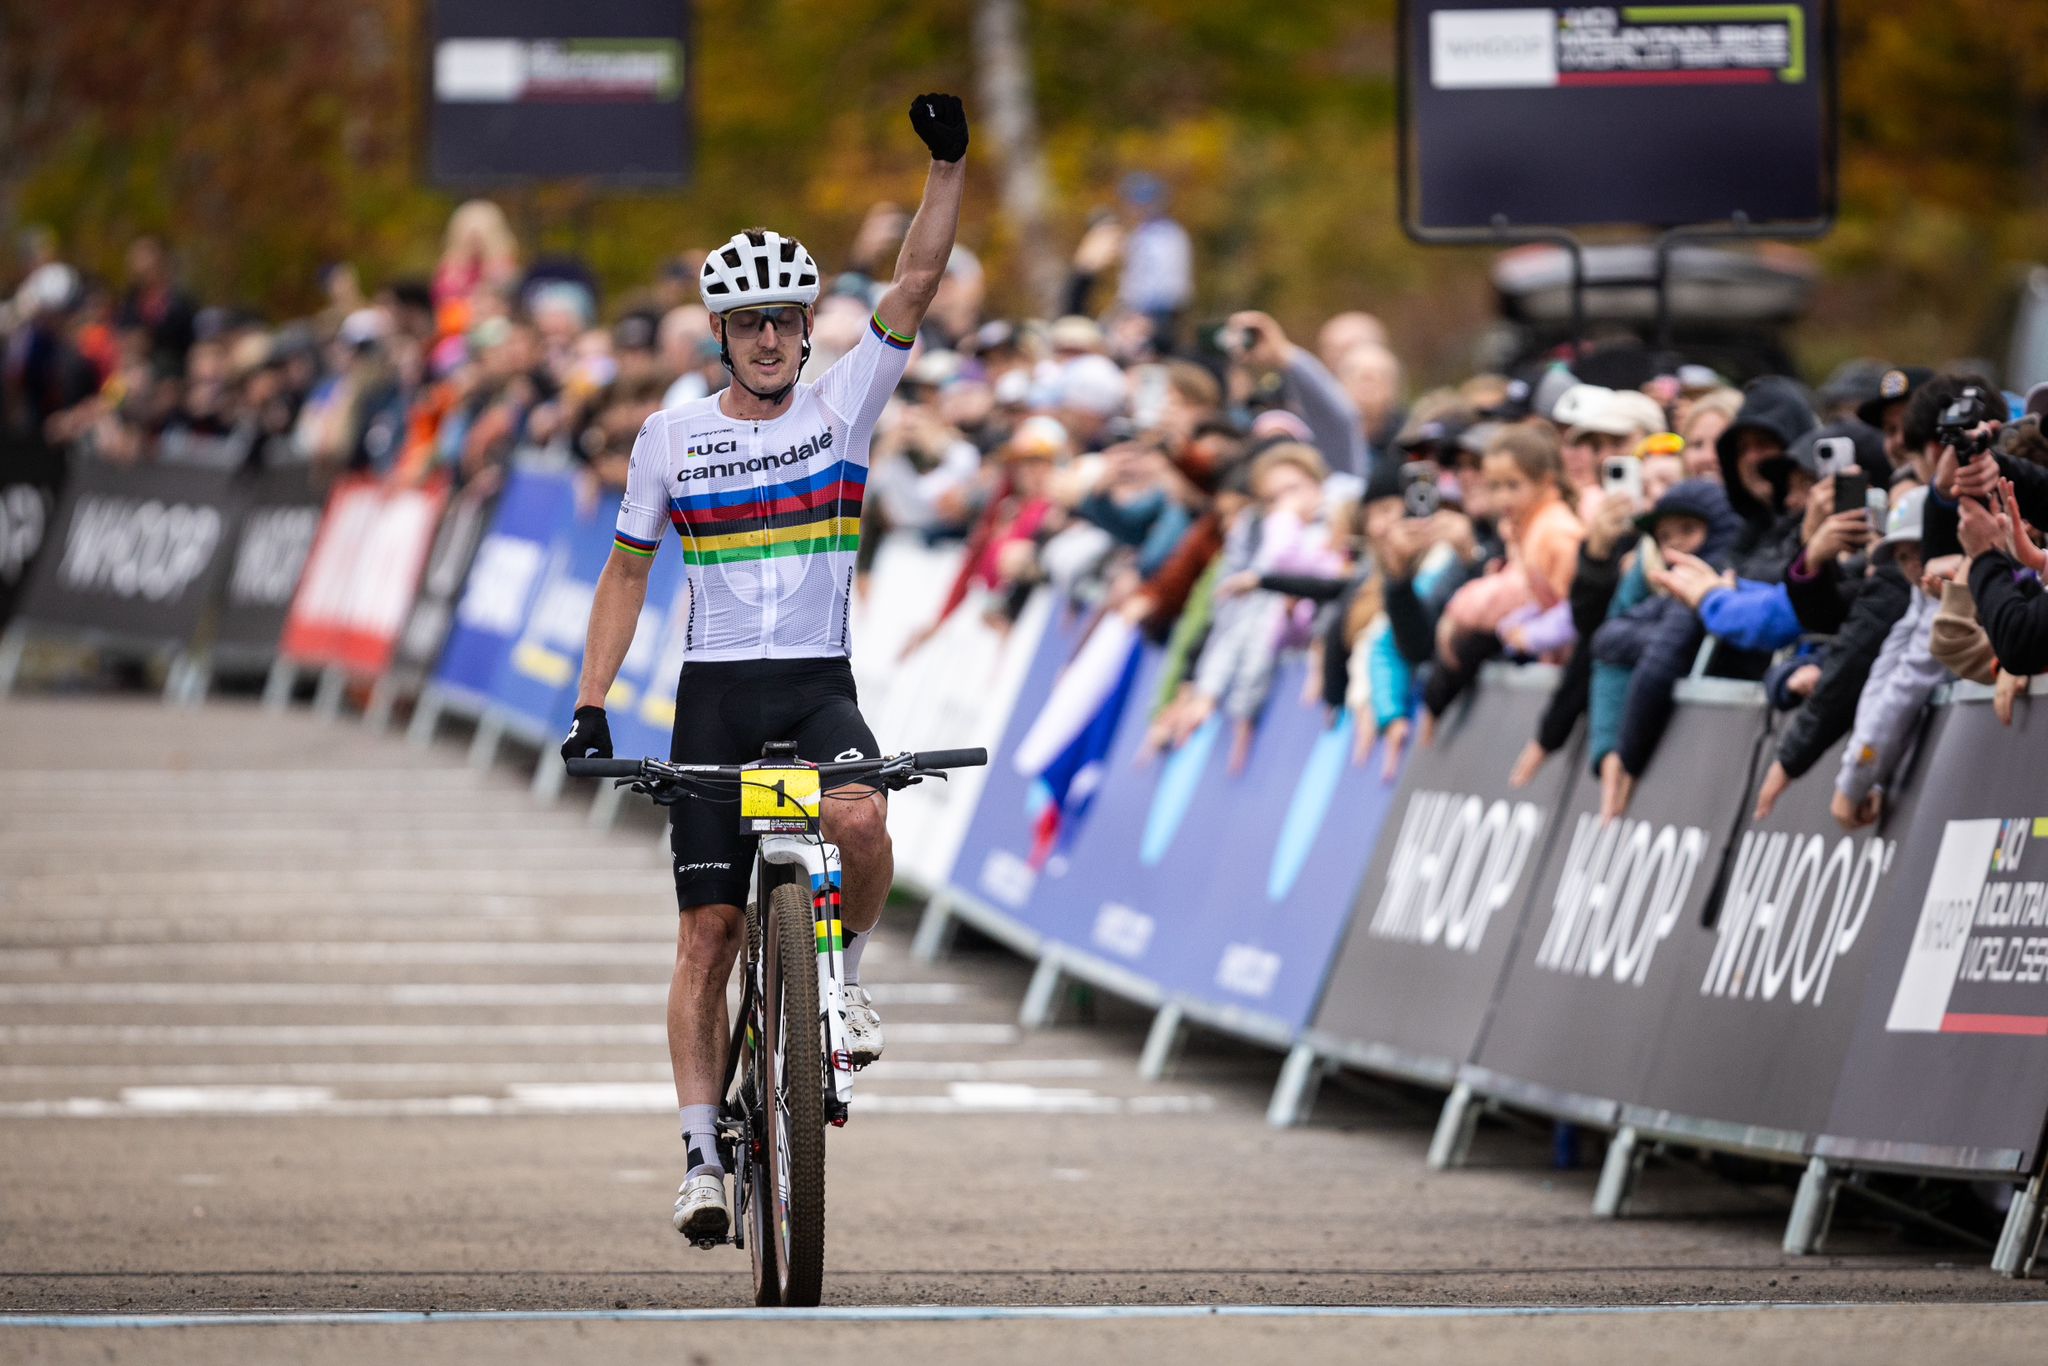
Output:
[843, 929, 868, 986]
[681, 1103, 722, 1179]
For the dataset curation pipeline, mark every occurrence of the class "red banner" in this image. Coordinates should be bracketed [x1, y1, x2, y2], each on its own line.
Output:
[278, 478, 448, 675]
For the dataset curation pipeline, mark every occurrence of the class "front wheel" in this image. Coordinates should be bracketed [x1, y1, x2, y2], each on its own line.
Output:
[762, 878, 826, 1306]
[742, 899, 781, 1306]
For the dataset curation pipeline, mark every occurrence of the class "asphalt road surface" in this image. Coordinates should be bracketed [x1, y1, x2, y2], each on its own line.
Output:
[3, 696, 2044, 1363]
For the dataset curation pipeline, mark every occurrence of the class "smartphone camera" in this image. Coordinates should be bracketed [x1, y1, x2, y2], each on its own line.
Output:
[1833, 470, 1870, 517]
[1400, 462, 1441, 519]
[1811, 435, 1857, 479]
[1600, 456, 1644, 501]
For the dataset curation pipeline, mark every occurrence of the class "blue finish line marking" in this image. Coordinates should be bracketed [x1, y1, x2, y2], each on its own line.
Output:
[10, 1301, 2036, 1328]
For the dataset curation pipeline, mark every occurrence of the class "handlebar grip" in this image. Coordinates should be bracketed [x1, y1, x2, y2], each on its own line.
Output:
[915, 748, 988, 771]
[566, 758, 645, 778]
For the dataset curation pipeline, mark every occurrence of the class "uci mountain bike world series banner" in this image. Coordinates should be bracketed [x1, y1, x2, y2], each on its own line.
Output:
[429, 0, 694, 186]
[1402, 0, 1834, 233]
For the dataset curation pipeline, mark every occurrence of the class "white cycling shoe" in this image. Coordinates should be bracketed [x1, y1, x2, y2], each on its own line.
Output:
[673, 1172, 730, 1244]
[844, 985, 885, 1068]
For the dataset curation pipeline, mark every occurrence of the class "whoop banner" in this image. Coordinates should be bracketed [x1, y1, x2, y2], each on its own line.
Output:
[14, 457, 238, 646]
[213, 465, 325, 658]
[1469, 696, 1763, 1123]
[0, 431, 64, 630]
[1309, 674, 1576, 1082]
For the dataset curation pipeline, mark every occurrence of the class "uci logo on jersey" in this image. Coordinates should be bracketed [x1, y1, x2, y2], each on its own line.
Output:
[678, 429, 834, 482]
[685, 438, 740, 459]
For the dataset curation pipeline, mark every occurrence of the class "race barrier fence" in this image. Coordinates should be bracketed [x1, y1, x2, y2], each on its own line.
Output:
[0, 455, 324, 702]
[6, 445, 2045, 1276]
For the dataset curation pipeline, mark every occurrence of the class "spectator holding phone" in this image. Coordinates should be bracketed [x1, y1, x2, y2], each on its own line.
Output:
[1833, 488, 1950, 830]
[1959, 474, 2048, 675]
[1586, 480, 1744, 820]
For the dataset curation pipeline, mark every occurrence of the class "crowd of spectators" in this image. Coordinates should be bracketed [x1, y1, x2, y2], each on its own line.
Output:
[6, 191, 2048, 821]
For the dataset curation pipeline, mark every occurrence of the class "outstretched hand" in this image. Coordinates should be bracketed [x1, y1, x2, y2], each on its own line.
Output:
[909, 93, 969, 162]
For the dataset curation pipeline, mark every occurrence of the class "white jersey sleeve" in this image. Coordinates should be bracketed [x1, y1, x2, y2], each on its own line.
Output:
[811, 312, 915, 467]
[613, 414, 672, 557]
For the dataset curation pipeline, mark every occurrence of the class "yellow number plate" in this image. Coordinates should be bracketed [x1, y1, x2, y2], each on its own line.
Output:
[740, 766, 822, 822]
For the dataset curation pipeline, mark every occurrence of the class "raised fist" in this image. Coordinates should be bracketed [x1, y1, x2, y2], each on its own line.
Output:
[909, 93, 968, 162]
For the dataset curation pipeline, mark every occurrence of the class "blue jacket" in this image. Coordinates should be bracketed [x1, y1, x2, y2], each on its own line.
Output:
[1588, 480, 1745, 777]
[1697, 579, 1803, 653]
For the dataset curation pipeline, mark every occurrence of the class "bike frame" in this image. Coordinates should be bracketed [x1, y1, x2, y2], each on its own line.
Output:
[721, 829, 851, 1259]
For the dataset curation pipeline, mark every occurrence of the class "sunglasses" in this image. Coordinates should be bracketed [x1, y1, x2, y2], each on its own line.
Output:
[723, 305, 808, 339]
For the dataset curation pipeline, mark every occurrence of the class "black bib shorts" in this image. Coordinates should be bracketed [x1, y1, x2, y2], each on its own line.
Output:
[666, 657, 881, 911]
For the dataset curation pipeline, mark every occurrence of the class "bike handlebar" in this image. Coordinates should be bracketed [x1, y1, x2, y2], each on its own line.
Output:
[563, 758, 647, 779]
[566, 747, 988, 785]
[907, 748, 989, 773]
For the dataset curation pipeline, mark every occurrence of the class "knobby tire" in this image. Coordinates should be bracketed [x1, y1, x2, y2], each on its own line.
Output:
[743, 897, 781, 1307]
[765, 878, 826, 1306]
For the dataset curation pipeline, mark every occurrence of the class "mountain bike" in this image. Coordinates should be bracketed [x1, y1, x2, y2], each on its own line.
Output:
[567, 743, 986, 1307]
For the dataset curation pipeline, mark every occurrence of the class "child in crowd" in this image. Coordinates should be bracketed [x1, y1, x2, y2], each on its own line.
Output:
[1424, 425, 1583, 719]
[1833, 487, 1953, 829]
[1587, 480, 1745, 820]
[1149, 441, 1346, 771]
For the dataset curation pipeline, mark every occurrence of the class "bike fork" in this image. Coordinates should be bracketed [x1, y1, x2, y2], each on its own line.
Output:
[811, 859, 855, 1124]
[758, 836, 856, 1123]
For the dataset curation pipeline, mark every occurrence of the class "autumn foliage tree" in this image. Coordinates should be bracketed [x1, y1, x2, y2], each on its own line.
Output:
[7, 1, 2046, 382]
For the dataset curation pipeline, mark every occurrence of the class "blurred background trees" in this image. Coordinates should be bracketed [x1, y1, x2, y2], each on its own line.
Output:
[6, 0, 2046, 382]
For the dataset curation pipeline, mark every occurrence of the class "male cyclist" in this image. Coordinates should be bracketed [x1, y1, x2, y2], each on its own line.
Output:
[561, 94, 969, 1243]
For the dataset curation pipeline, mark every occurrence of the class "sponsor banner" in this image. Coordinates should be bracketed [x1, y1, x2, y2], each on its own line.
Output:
[14, 457, 238, 647]
[957, 634, 1400, 1035]
[947, 604, 1097, 924]
[1140, 664, 1410, 1032]
[1309, 679, 1574, 1075]
[1405, 0, 1832, 232]
[427, 467, 576, 712]
[1612, 720, 1910, 1146]
[390, 480, 504, 687]
[0, 431, 65, 629]
[278, 478, 448, 675]
[599, 532, 687, 764]
[212, 465, 325, 656]
[1470, 698, 1759, 1116]
[860, 557, 1050, 893]
[481, 486, 621, 741]
[1822, 700, 2048, 1171]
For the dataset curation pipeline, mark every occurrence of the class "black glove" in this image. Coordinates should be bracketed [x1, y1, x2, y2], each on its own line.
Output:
[909, 93, 968, 163]
[561, 705, 613, 766]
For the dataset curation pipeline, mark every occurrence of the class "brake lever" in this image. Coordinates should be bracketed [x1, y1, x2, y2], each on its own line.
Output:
[626, 778, 688, 806]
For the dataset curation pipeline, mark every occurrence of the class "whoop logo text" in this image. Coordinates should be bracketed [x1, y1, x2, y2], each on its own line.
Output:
[1367, 791, 1543, 952]
[57, 496, 222, 602]
[1536, 815, 1707, 986]
[1703, 831, 1890, 1008]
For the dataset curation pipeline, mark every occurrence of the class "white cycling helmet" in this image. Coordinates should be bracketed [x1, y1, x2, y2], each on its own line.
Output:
[699, 229, 821, 313]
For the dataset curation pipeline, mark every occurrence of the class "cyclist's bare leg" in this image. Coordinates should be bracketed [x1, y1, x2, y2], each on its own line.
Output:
[822, 785, 892, 934]
[669, 902, 744, 1107]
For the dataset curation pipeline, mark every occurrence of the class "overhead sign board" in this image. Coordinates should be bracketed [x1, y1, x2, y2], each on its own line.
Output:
[1400, 1, 1835, 237]
[428, 0, 692, 186]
